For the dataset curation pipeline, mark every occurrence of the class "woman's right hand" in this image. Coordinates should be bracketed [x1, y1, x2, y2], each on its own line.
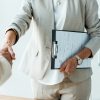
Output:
[0, 43, 16, 64]
[0, 29, 17, 64]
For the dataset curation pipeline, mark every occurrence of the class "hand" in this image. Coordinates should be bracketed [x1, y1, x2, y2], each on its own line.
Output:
[60, 57, 78, 74]
[0, 43, 15, 64]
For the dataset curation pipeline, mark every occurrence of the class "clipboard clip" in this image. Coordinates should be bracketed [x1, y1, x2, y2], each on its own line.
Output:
[52, 41, 58, 59]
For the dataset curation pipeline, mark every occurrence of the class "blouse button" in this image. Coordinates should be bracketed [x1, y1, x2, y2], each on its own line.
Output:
[57, 1, 61, 6]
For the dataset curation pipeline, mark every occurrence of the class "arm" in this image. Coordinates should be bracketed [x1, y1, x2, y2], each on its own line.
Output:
[76, 47, 92, 59]
[0, 0, 33, 63]
[76, 0, 100, 60]
[6, 0, 33, 42]
[4, 30, 17, 46]
[60, 0, 100, 73]
[84, 0, 100, 56]
[73, 0, 100, 60]
[0, 30, 16, 64]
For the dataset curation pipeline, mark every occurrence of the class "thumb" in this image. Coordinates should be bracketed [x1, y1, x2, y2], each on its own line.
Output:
[8, 47, 15, 59]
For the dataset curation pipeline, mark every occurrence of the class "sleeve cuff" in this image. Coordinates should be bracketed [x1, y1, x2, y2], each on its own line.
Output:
[85, 37, 100, 56]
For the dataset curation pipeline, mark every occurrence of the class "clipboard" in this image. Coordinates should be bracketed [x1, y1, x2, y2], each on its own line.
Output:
[51, 30, 92, 69]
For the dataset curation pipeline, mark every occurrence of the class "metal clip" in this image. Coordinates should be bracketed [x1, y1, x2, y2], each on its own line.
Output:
[52, 41, 58, 59]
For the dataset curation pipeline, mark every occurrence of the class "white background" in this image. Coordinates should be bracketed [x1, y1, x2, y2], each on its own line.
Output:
[0, 0, 100, 100]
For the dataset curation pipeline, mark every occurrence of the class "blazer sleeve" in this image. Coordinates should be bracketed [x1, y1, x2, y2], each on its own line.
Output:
[6, 0, 33, 42]
[85, 0, 100, 56]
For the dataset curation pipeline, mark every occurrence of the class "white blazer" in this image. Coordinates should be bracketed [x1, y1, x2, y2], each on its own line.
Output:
[6, 0, 100, 82]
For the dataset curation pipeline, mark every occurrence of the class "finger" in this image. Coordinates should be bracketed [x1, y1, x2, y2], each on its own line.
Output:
[0, 47, 8, 52]
[65, 64, 76, 74]
[0, 50, 8, 56]
[64, 63, 73, 73]
[65, 65, 69, 73]
[1, 52, 12, 64]
[4, 54, 12, 64]
[8, 47, 15, 59]
[68, 67, 75, 73]
[60, 62, 67, 72]
[60, 66, 66, 72]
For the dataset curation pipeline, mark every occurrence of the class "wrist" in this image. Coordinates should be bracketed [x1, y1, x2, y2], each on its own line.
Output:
[6, 29, 17, 36]
[73, 56, 78, 65]
[5, 29, 17, 46]
[74, 55, 83, 65]
[77, 48, 92, 59]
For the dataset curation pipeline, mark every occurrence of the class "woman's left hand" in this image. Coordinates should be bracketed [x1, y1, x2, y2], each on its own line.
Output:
[60, 57, 78, 74]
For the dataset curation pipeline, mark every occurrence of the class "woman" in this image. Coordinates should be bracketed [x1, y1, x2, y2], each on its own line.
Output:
[0, 0, 100, 99]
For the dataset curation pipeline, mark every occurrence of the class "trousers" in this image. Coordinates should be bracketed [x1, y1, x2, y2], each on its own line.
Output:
[31, 76, 91, 100]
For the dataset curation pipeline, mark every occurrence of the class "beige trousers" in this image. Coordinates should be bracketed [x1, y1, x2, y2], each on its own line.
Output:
[31, 76, 91, 100]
